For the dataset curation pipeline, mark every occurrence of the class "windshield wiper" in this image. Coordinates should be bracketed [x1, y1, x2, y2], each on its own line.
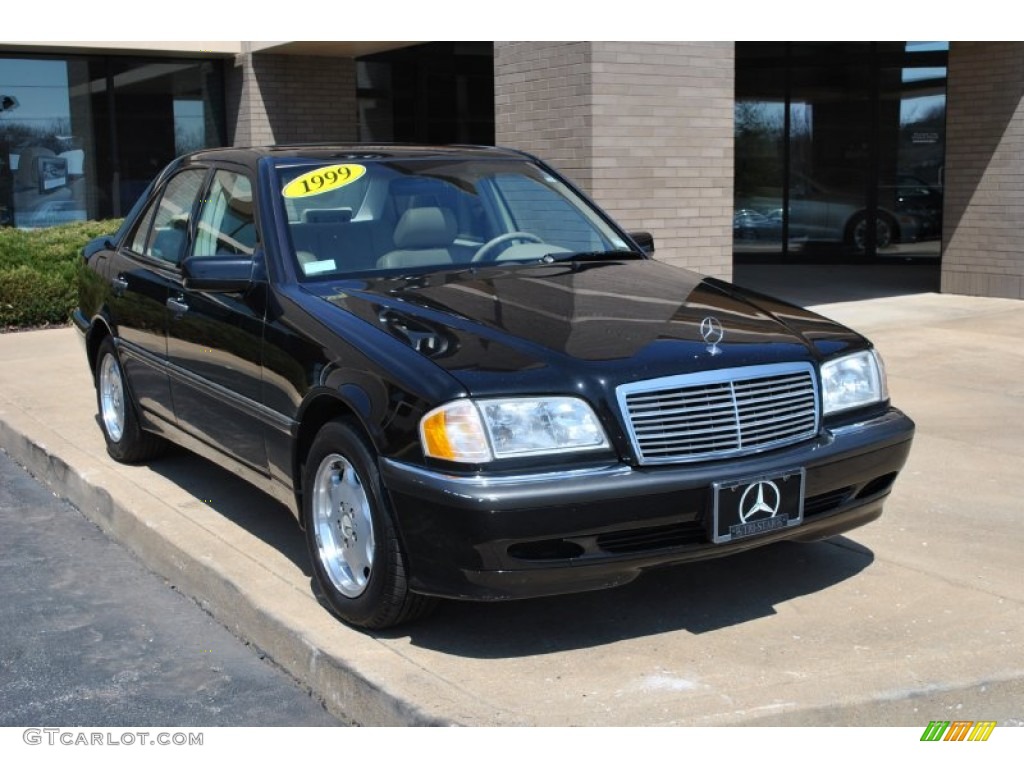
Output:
[540, 250, 643, 263]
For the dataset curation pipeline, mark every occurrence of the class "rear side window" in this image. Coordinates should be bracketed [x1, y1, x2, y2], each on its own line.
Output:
[128, 200, 159, 255]
[133, 169, 206, 264]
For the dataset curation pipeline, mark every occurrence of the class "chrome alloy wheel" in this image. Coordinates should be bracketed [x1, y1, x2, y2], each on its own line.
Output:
[99, 352, 126, 443]
[312, 453, 376, 598]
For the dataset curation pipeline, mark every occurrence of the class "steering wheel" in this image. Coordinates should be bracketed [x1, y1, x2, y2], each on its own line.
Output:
[471, 231, 543, 263]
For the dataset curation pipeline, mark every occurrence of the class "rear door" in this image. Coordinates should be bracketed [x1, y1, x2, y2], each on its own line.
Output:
[102, 167, 207, 424]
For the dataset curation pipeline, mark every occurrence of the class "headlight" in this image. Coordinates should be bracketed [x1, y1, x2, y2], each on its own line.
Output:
[821, 350, 888, 415]
[420, 397, 609, 462]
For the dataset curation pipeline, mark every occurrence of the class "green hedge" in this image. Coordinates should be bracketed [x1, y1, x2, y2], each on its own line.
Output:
[0, 220, 123, 330]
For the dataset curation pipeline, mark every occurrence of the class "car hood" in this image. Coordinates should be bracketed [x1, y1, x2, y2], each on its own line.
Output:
[302, 259, 864, 395]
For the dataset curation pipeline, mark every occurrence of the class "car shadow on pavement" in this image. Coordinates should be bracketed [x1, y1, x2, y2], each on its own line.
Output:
[135, 438, 876, 657]
[390, 537, 875, 658]
[145, 444, 312, 578]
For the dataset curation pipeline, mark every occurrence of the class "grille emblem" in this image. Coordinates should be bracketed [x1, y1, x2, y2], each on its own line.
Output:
[700, 316, 724, 355]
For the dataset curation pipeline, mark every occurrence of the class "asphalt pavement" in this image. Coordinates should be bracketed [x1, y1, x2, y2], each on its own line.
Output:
[0, 288, 1022, 726]
[0, 449, 339, 726]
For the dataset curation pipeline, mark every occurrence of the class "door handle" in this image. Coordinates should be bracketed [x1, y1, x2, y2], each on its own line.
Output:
[166, 296, 189, 315]
[111, 276, 128, 296]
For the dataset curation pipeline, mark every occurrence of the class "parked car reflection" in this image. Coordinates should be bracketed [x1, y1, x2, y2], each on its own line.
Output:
[735, 173, 942, 255]
[733, 208, 783, 242]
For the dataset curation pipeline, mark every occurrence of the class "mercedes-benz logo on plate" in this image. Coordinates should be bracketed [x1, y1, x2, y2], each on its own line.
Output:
[700, 316, 724, 355]
[738, 480, 781, 524]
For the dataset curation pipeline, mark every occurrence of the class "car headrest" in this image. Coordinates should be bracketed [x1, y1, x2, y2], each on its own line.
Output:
[392, 207, 457, 250]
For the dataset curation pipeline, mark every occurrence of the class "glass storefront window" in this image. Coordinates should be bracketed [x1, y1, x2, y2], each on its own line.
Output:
[734, 43, 787, 257]
[356, 60, 395, 142]
[787, 44, 873, 256]
[876, 43, 947, 258]
[734, 100, 786, 255]
[0, 53, 224, 229]
[105, 58, 224, 217]
[0, 58, 90, 227]
[356, 43, 494, 145]
[734, 42, 948, 263]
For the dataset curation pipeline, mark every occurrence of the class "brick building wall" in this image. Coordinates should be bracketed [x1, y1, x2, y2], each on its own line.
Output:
[590, 42, 734, 279]
[942, 42, 1024, 299]
[226, 52, 358, 146]
[494, 42, 594, 191]
[494, 41, 734, 279]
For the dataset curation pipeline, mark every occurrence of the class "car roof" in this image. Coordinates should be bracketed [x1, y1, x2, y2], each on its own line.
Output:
[182, 144, 534, 169]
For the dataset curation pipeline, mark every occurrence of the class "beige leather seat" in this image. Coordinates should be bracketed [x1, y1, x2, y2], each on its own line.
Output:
[378, 206, 457, 269]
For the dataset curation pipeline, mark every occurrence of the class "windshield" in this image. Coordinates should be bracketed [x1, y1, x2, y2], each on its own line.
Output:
[273, 156, 634, 279]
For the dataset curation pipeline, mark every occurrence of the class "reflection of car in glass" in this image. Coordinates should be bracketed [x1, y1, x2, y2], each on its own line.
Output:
[9, 144, 88, 228]
[733, 208, 782, 241]
[26, 199, 86, 227]
[75, 145, 915, 629]
[736, 172, 942, 252]
[887, 175, 943, 243]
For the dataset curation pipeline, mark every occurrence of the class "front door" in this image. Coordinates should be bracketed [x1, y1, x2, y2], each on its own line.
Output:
[164, 167, 269, 472]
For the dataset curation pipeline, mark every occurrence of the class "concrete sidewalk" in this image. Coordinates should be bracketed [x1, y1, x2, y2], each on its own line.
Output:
[1, 292, 1023, 726]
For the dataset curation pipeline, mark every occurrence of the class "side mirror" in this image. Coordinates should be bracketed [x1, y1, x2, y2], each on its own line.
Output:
[182, 254, 254, 292]
[629, 231, 655, 255]
[82, 234, 116, 262]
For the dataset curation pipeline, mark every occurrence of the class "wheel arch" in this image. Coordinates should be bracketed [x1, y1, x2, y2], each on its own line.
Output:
[84, 315, 114, 375]
[292, 392, 380, 526]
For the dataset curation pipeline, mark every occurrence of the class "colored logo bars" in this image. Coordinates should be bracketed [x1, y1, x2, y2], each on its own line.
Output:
[920, 721, 997, 742]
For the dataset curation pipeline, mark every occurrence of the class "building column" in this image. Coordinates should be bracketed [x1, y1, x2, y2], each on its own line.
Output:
[495, 41, 735, 280]
[942, 42, 1024, 299]
[226, 50, 358, 146]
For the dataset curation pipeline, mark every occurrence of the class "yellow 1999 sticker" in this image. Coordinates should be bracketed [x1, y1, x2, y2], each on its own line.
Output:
[282, 164, 366, 198]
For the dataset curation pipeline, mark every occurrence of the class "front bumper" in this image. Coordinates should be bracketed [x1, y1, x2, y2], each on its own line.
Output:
[381, 408, 915, 600]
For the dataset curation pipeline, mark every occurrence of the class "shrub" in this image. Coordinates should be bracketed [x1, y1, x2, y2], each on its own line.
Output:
[0, 220, 123, 330]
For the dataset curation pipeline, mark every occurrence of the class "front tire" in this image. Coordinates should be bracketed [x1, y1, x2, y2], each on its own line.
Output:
[302, 419, 436, 629]
[95, 336, 166, 463]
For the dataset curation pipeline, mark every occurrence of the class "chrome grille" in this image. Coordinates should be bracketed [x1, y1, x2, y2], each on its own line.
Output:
[617, 363, 819, 465]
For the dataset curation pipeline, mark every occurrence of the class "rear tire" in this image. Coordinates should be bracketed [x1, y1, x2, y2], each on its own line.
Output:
[95, 336, 167, 463]
[302, 419, 436, 629]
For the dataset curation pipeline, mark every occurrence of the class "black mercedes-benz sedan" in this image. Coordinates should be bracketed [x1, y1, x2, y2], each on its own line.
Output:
[74, 145, 915, 629]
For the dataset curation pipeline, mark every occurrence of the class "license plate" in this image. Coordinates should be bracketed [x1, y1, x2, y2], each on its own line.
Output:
[710, 469, 805, 544]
